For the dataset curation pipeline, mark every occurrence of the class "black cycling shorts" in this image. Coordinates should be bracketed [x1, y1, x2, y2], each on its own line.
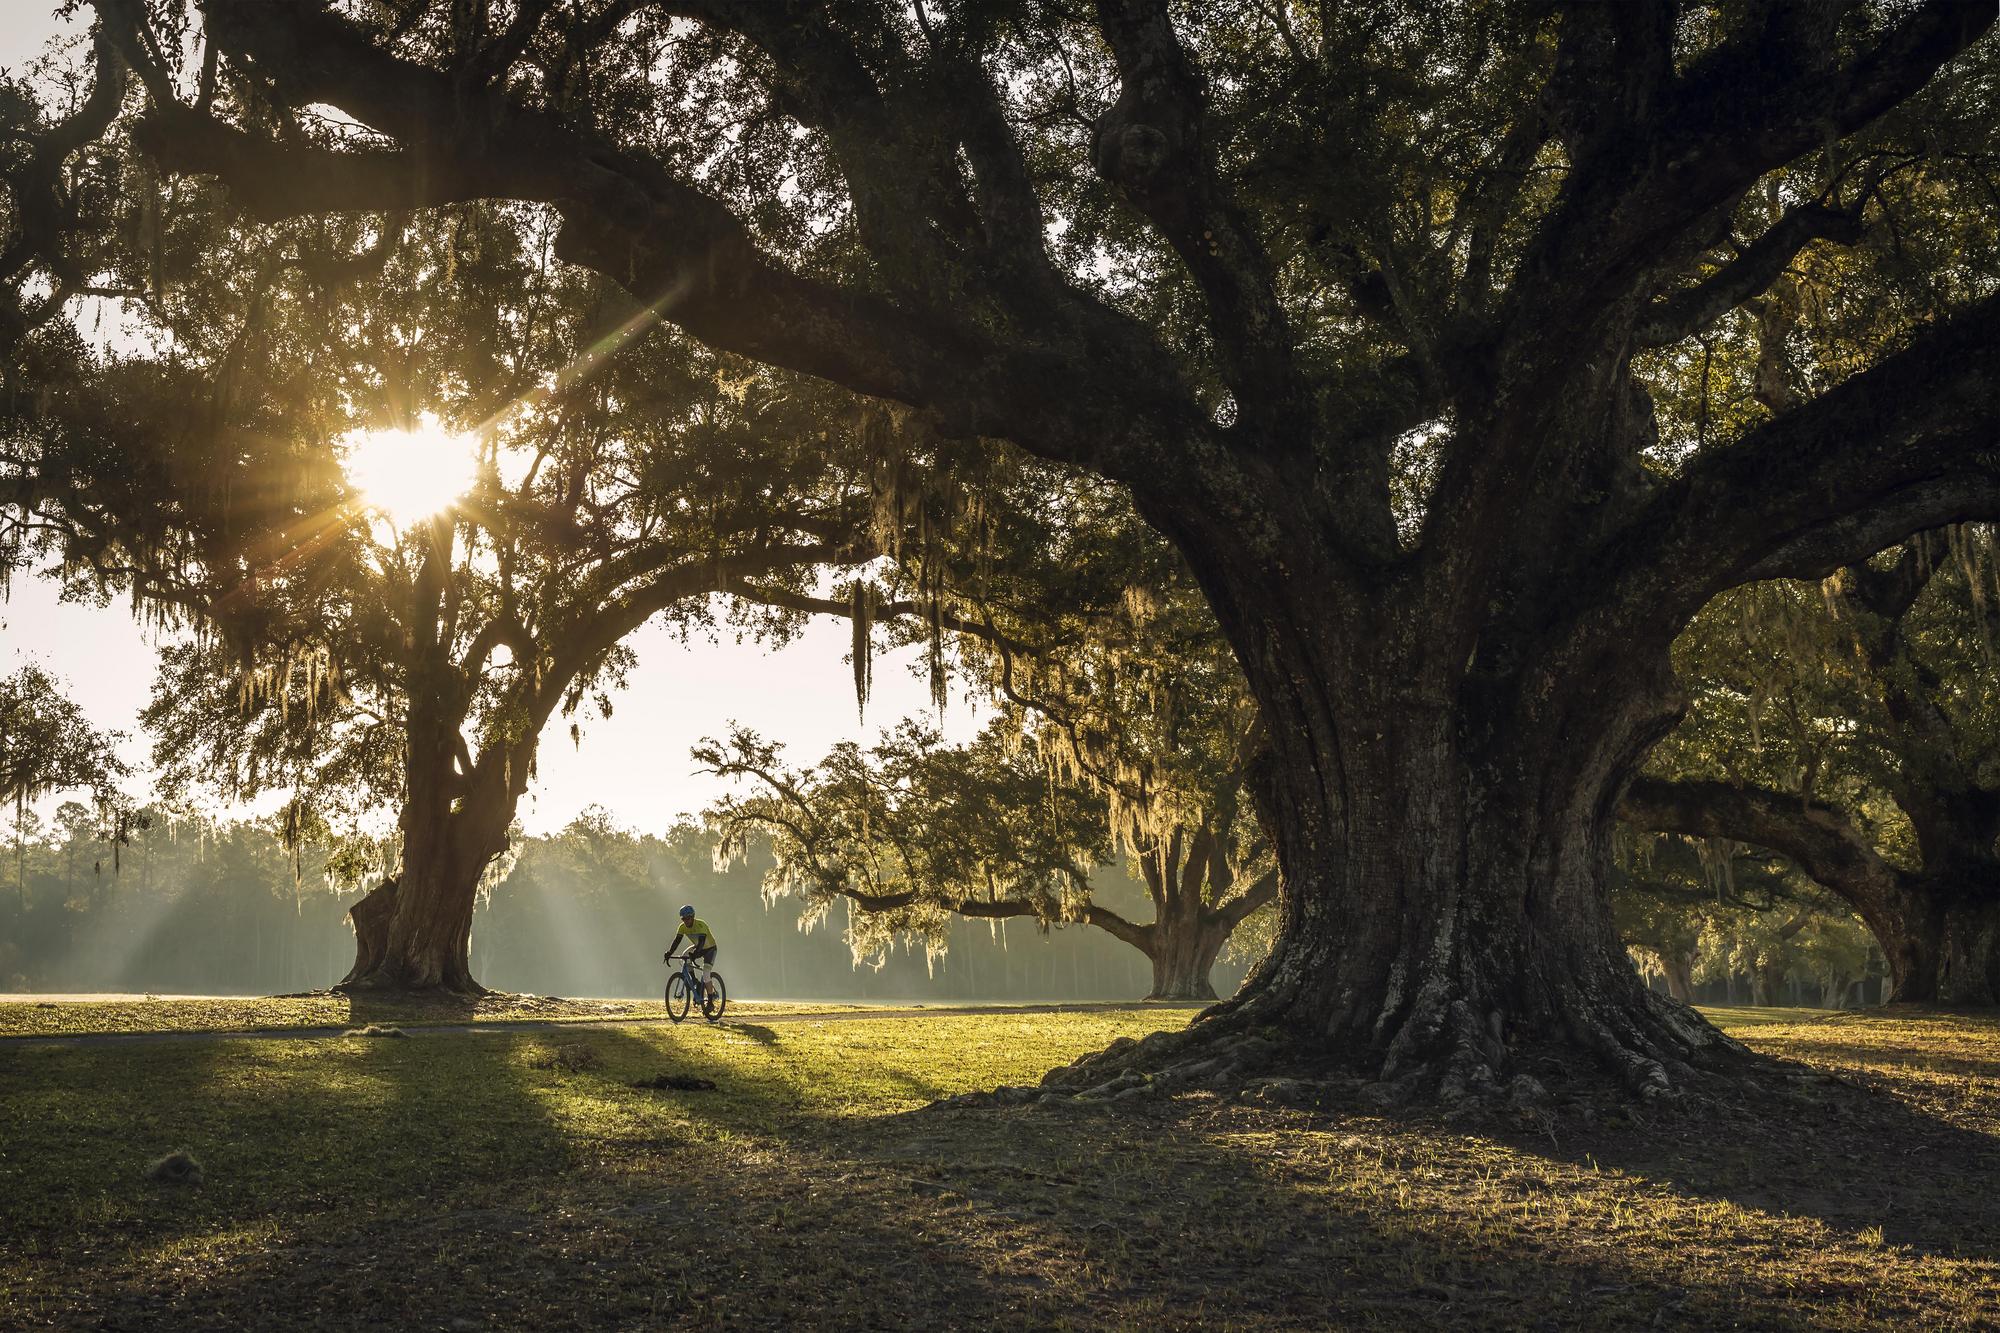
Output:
[687, 945, 717, 964]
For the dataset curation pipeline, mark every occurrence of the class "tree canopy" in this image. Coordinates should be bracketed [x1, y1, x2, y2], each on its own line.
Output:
[708, 437, 1277, 999]
[1628, 527, 2000, 1003]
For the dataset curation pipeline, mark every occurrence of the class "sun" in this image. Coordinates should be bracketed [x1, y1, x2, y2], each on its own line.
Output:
[341, 416, 477, 530]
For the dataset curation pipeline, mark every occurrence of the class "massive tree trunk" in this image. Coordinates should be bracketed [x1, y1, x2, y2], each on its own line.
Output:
[337, 751, 516, 994]
[1752, 961, 1783, 1007]
[338, 520, 524, 994]
[337, 825, 504, 993]
[1143, 912, 1231, 1001]
[336, 683, 532, 993]
[1659, 951, 1695, 1005]
[1127, 824, 1272, 1002]
[1056, 535, 1736, 1100]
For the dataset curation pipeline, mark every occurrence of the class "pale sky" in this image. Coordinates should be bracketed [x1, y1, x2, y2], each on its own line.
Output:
[1, 7, 76, 73]
[2, 575, 979, 835]
[0, 6, 980, 837]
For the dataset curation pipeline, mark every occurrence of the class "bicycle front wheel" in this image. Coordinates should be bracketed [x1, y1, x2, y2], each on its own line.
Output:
[666, 972, 691, 1022]
[701, 972, 727, 1023]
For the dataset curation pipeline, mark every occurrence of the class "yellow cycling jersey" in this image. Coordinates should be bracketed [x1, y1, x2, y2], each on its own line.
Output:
[676, 917, 717, 948]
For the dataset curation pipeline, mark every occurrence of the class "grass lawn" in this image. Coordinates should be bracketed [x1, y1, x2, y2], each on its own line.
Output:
[2, 1003, 1997, 1329]
[0, 992, 874, 1038]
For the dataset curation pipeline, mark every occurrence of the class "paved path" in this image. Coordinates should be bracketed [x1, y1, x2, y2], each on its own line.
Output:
[0, 1000, 1206, 1048]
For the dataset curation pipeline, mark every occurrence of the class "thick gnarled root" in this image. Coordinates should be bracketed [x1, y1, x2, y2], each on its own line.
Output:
[946, 981, 1752, 1116]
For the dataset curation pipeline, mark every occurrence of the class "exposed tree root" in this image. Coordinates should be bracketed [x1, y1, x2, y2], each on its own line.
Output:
[951, 975, 1757, 1117]
[330, 975, 491, 998]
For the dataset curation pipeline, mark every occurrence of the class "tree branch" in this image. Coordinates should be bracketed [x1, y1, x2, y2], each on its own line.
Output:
[128, 0, 1176, 478]
[1621, 775, 1911, 925]
[828, 873, 1153, 952]
[1505, 0, 1992, 362]
[0, 32, 127, 341]
[1212, 865, 1277, 932]
[1082, 900, 1154, 953]
[1634, 202, 1867, 347]
[1089, 0, 1305, 437]
[524, 541, 873, 737]
[718, 578, 1041, 660]
[1599, 291, 2000, 632]
[658, 1, 976, 289]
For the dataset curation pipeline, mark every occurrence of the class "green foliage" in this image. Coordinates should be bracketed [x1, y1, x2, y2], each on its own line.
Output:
[1655, 527, 2000, 875]
[0, 663, 124, 809]
[701, 720, 1110, 967]
[1613, 826, 1879, 1006]
[7, 140, 882, 867]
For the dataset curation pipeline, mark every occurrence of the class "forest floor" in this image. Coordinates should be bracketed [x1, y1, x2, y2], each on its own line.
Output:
[2, 1003, 1996, 1330]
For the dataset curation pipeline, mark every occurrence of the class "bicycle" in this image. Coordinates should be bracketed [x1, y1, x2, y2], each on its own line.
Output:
[663, 951, 728, 1024]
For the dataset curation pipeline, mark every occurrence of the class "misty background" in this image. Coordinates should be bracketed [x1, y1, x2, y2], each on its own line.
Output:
[0, 812, 1255, 1002]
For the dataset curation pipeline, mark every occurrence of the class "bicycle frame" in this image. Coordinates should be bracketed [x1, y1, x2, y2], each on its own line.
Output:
[668, 953, 711, 996]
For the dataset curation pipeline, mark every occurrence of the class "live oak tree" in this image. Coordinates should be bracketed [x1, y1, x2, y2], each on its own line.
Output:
[4, 137, 881, 990]
[1626, 530, 2000, 1005]
[711, 447, 1277, 1000]
[0, 29, 128, 362]
[703, 712, 1273, 1000]
[0, 664, 126, 906]
[68, 0, 2000, 1094]
[1613, 832, 1787, 1004]
[1611, 827, 1874, 1005]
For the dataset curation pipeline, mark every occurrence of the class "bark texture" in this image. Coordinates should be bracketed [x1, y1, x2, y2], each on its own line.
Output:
[1129, 825, 1272, 1001]
[336, 523, 520, 994]
[337, 722, 515, 993]
[1108, 563, 1735, 1099]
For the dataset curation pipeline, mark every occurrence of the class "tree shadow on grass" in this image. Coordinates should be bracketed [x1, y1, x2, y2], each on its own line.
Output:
[569, 1025, 2000, 1327]
[15, 1021, 1996, 1329]
[1510, 1018, 2000, 1263]
[0, 1035, 242, 1260]
[800, 1098, 1995, 1327]
[133, 1025, 1778, 1329]
[10, 1025, 1112, 1329]
[1, 1025, 581, 1329]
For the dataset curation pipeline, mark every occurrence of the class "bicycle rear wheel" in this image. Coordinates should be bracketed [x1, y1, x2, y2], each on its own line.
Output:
[701, 972, 727, 1023]
[666, 972, 691, 1022]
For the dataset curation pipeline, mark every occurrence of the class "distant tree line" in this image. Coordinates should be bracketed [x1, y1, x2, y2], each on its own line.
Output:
[0, 803, 1239, 1003]
[1614, 833, 1884, 1011]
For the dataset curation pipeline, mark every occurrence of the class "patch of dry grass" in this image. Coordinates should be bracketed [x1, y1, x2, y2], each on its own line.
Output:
[1, 1006, 1995, 1329]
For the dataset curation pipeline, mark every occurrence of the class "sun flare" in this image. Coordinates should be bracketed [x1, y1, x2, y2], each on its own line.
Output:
[341, 417, 477, 530]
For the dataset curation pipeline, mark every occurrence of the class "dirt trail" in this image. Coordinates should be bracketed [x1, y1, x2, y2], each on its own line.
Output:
[0, 1000, 1205, 1048]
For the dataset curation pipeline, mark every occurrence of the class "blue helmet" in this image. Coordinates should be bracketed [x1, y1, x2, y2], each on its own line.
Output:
[679, 904, 696, 919]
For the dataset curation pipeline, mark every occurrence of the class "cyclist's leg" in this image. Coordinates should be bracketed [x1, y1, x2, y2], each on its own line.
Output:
[698, 947, 718, 999]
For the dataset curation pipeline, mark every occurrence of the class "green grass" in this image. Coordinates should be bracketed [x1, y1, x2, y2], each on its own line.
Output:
[0, 992, 871, 1038]
[3, 1005, 1998, 1329]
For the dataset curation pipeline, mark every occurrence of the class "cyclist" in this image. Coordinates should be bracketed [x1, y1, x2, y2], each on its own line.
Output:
[664, 904, 719, 1006]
